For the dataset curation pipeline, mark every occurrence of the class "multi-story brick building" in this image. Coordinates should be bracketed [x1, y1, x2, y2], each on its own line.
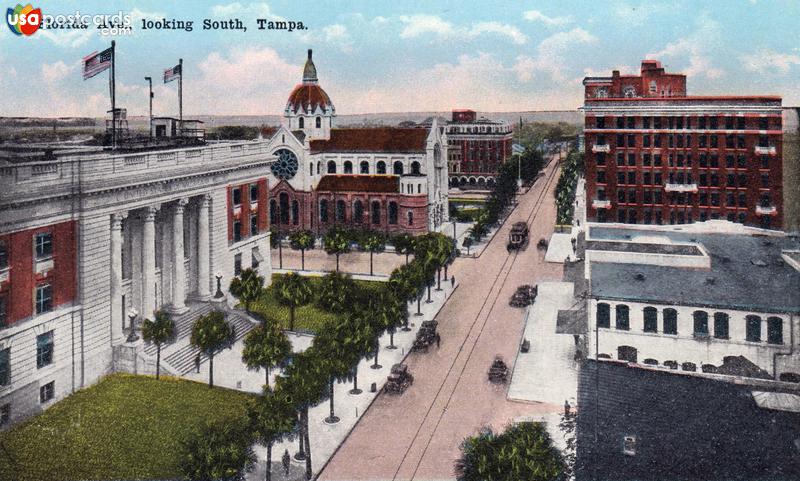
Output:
[445, 109, 512, 188]
[582, 60, 783, 229]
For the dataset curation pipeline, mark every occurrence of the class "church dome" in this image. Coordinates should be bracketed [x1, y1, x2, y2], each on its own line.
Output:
[285, 49, 334, 115]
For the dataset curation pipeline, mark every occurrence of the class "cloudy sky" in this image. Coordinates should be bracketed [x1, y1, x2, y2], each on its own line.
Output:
[1, 0, 798, 117]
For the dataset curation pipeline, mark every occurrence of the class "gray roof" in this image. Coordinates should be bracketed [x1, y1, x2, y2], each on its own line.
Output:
[588, 227, 800, 313]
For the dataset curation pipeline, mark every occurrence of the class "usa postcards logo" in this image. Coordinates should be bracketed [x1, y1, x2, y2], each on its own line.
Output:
[6, 4, 41, 36]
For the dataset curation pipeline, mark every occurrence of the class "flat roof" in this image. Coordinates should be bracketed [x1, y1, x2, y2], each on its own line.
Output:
[586, 240, 702, 256]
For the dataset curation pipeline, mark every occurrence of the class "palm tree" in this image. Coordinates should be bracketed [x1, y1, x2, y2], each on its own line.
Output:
[323, 227, 351, 272]
[372, 289, 404, 351]
[361, 232, 386, 276]
[313, 323, 358, 424]
[346, 315, 375, 394]
[462, 236, 474, 256]
[248, 389, 297, 481]
[275, 350, 329, 480]
[241, 322, 292, 389]
[190, 311, 236, 387]
[229, 268, 265, 314]
[314, 271, 355, 314]
[433, 233, 453, 291]
[181, 420, 256, 481]
[272, 273, 313, 331]
[270, 228, 285, 269]
[392, 233, 415, 265]
[141, 310, 175, 380]
[289, 230, 315, 271]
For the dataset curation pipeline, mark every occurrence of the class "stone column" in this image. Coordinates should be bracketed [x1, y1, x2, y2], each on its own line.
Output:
[170, 199, 189, 313]
[142, 205, 159, 318]
[196, 194, 211, 299]
[110, 212, 127, 344]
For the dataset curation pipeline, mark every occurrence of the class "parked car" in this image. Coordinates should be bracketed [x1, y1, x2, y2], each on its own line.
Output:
[509, 284, 538, 307]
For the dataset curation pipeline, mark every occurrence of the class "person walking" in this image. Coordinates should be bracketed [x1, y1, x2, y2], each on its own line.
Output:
[282, 448, 291, 477]
[450, 275, 455, 289]
[194, 353, 201, 373]
[436, 333, 441, 349]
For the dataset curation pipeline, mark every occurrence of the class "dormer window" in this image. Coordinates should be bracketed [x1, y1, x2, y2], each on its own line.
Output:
[623, 86, 636, 98]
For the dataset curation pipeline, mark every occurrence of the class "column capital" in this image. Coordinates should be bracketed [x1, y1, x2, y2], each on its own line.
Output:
[173, 198, 188, 214]
[144, 205, 160, 221]
[111, 212, 128, 229]
[200, 193, 212, 206]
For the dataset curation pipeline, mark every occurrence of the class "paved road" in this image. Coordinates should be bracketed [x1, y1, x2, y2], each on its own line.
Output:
[319, 156, 565, 481]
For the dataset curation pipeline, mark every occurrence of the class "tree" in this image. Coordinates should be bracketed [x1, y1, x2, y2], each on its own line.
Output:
[454, 422, 564, 481]
[241, 322, 292, 389]
[275, 350, 329, 480]
[371, 288, 404, 353]
[248, 389, 297, 481]
[314, 271, 356, 314]
[272, 273, 313, 331]
[313, 321, 360, 423]
[270, 228, 285, 269]
[323, 227, 351, 272]
[462, 236, 474, 256]
[140, 310, 175, 380]
[229, 268, 265, 314]
[181, 420, 256, 481]
[361, 232, 386, 276]
[392, 233, 415, 265]
[289, 230, 315, 271]
[190, 311, 236, 387]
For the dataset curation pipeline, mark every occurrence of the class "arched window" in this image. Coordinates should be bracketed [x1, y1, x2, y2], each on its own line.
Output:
[663, 308, 678, 334]
[617, 346, 637, 363]
[615, 305, 630, 330]
[596, 303, 611, 328]
[713, 312, 729, 339]
[681, 362, 697, 372]
[388, 202, 398, 225]
[269, 199, 278, 226]
[316, 116, 321, 128]
[407, 211, 413, 226]
[411, 161, 421, 175]
[353, 200, 363, 224]
[746, 315, 761, 342]
[319, 199, 329, 223]
[299, 117, 304, 129]
[377, 161, 387, 174]
[309, 163, 313, 176]
[278, 193, 290, 225]
[371, 201, 381, 224]
[693, 311, 709, 337]
[360, 161, 369, 174]
[768, 317, 783, 344]
[643, 307, 658, 333]
[292, 200, 299, 225]
[336, 200, 346, 222]
[393, 161, 404, 175]
[327, 161, 337, 174]
[344, 161, 353, 174]
[317, 161, 321, 175]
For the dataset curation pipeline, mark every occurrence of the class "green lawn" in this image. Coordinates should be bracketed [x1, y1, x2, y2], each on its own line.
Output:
[0, 374, 254, 481]
[249, 274, 385, 333]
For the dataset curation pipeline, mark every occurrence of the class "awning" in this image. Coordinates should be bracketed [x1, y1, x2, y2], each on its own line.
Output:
[752, 391, 800, 413]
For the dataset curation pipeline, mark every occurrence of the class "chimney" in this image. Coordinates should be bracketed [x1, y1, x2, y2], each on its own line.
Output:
[308, 49, 312, 60]
[612, 70, 620, 79]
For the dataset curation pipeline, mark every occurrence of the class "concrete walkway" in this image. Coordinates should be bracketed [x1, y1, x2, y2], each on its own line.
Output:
[273, 268, 390, 282]
[508, 282, 579, 406]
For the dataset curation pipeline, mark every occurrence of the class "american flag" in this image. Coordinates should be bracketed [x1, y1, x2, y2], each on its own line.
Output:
[82, 48, 113, 80]
[163, 63, 181, 83]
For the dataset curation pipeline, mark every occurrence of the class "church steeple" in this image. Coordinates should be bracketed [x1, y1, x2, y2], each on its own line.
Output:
[303, 49, 318, 83]
[283, 49, 334, 140]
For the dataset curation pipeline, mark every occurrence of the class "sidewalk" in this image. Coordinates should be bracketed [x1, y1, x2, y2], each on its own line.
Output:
[507, 282, 579, 406]
[273, 268, 389, 282]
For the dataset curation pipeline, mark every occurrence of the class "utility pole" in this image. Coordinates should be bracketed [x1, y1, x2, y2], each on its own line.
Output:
[144, 76, 153, 140]
[110, 40, 116, 150]
[178, 58, 183, 135]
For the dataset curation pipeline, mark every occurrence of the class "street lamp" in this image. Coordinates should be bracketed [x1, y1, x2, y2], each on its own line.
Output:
[144, 76, 153, 140]
[126, 308, 139, 343]
[214, 272, 224, 299]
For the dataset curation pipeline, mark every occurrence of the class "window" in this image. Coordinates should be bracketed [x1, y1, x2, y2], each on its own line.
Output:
[234, 253, 242, 276]
[693, 311, 709, 337]
[0, 295, 5, 327]
[596, 170, 606, 183]
[615, 305, 630, 330]
[232, 188, 242, 207]
[682, 362, 697, 372]
[596, 303, 610, 328]
[36, 331, 54, 368]
[251, 247, 260, 270]
[35, 233, 52, 260]
[643, 307, 658, 333]
[336, 200, 346, 222]
[407, 211, 413, 226]
[360, 161, 369, 174]
[623, 435, 637, 456]
[388, 202, 398, 225]
[249, 184, 259, 203]
[319, 199, 329, 223]
[371, 201, 381, 225]
[327, 161, 337, 174]
[0, 242, 7, 271]
[768, 317, 783, 344]
[377, 161, 387, 174]
[0, 403, 8, 426]
[617, 345, 637, 363]
[353, 200, 364, 224]
[278, 194, 289, 223]
[269, 200, 278, 226]
[249, 214, 258, 236]
[233, 220, 242, 243]
[393, 161, 404, 175]
[298, 117, 304, 129]
[714, 313, 729, 339]
[40, 381, 54, 403]
[746, 315, 761, 342]
[663, 309, 677, 334]
[316, 116, 321, 128]
[35, 284, 53, 315]
[343, 161, 353, 174]
[411, 161, 421, 175]
[0, 348, 8, 385]
[292, 201, 299, 226]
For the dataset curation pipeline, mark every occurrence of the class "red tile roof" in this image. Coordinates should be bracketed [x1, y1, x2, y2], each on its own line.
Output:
[316, 174, 400, 193]
[286, 83, 333, 114]
[260, 126, 279, 138]
[310, 128, 429, 154]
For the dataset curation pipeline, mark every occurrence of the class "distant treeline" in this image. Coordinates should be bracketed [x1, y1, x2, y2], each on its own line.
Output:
[0, 117, 96, 128]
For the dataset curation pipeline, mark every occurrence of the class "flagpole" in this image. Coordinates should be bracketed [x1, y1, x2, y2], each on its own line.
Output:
[178, 58, 183, 136]
[111, 40, 116, 149]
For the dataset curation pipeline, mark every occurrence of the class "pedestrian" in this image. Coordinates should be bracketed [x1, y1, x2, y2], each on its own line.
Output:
[194, 353, 201, 373]
[436, 333, 441, 348]
[450, 275, 455, 289]
[282, 448, 291, 477]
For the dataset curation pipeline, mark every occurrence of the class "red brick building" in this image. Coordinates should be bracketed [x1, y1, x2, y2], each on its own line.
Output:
[583, 60, 783, 229]
[446, 109, 513, 188]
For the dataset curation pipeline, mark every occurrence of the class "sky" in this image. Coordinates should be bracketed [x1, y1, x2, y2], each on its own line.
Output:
[1, 0, 798, 117]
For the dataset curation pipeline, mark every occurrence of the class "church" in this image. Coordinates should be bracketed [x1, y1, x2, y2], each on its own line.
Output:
[261, 50, 450, 235]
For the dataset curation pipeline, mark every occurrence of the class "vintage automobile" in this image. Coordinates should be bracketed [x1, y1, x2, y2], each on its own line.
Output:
[384, 363, 414, 394]
[507, 222, 529, 251]
[509, 284, 538, 307]
[411, 320, 438, 352]
[488, 356, 509, 384]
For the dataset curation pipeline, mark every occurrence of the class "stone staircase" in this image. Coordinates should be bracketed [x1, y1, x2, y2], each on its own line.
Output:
[143, 302, 214, 357]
